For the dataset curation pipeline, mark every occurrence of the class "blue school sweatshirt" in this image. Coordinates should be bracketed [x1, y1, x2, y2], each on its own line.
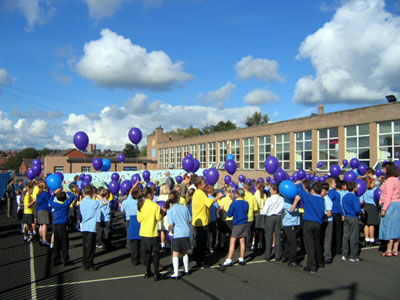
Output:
[37, 191, 51, 211]
[342, 192, 362, 218]
[296, 184, 325, 224]
[227, 199, 249, 226]
[329, 189, 342, 215]
[48, 192, 75, 224]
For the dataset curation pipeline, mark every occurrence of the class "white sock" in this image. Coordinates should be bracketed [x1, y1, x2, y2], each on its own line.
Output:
[172, 257, 179, 276]
[370, 238, 375, 243]
[183, 255, 189, 273]
[239, 257, 244, 262]
[161, 243, 165, 248]
[224, 258, 232, 264]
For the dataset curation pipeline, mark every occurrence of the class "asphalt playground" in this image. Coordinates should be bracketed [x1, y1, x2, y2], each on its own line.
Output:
[1, 204, 399, 300]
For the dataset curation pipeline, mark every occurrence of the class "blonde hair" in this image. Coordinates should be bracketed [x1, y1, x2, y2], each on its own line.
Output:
[224, 186, 234, 199]
[160, 183, 170, 195]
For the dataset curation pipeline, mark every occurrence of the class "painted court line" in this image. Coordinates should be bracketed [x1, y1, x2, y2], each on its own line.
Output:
[30, 242, 38, 300]
[35, 246, 380, 289]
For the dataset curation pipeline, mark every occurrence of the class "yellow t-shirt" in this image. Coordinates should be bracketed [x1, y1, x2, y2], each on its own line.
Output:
[32, 185, 39, 201]
[137, 199, 163, 237]
[245, 192, 259, 222]
[219, 195, 233, 221]
[108, 194, 114, 201]
[179, 197, 187, 206]
[23, 193, 34, 214]
[254, 190, 267, 213]
[192, 189, 214, 227]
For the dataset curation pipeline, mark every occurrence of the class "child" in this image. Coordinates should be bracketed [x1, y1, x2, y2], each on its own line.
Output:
[218, 186, 234, 250]
[125, 186, 142, 265]
[157, 184, 171, 251]
[254, 182, 267, 249]
[205, 185, 218, 253]
[173, 185, 186, 206]
[360, 178, 379, 246]
[243, 183, 259, 251]
[96, 187, 112, 250]
[121, 181, 141, 250]
[137, 187, 163, 281]
[221, 188, 249, 266]
[341, 181, 362, 262]
[16, 188, 24, 226]
[326, 177, 342, 257]
[22, 182, 35, 242]
[282, 195, 301, 267]
[36, 182, 51, 246]
[262, 183, 284, 261]
[49, 189, 76, 266]
[321, 182, 333, 264]
[296, 181, 325, 273]
[166, 191, 191, 279]
[80, 185, 101, 271]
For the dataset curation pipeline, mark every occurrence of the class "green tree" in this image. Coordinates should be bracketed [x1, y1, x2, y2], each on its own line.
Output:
[166, 125, 203, 138]
[3, 147, 39, 172]
[139, 145, 147, 157]
[245, 111, 269, 127]
[123, 143, 140, 158]
[202, 120, 237, 134]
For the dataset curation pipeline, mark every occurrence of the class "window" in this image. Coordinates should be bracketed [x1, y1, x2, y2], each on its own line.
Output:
[346, 124, 370, 166]
[191, 145, 197, 159]
[318, 127, 339, 170]
[200, 144, 206, 168]
[295, 131, 312, 170]
[219, 141, 227, 163]
[243, 138, 255, 169]
[276, 133, 290, 170]
[164, 148, 169, 168]
[81, 166, 91, 173]
[158, 149, 163, 168]
[183, 146, 189, 157]
[170, 147, 175, 167]
[258, 136, 271, 170]
[54, 166, 64, 173]
[230, 139, 240, 166]
[124, 166, 137, 171]
[208, 142, 216, 166]
[176, 147, 182, 168]
[378, 120, 400, 161]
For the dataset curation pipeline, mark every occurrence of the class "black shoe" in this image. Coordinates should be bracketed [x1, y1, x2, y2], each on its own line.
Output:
[325, 259, 332, 264]
[288, 262, 303, 268]
[182, 270, 190, 276]
[64, 260, 74, 267]
[303, 266, 316, 273]
[238, 261, 245, 266]
[170, 275, 180, 280]
[154, 273, 162, 281]
[318, 264, 325, 269]
[282, 257, 289, 263]
[53, 260, 62, 267]
[275, 257, 282, 262]
[144, 272, 154, 278]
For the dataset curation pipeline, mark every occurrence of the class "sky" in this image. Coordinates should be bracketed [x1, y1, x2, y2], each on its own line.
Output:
[0, 0, 400, 150]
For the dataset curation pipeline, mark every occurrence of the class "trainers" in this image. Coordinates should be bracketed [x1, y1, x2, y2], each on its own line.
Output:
[250, 244, 256, 251]
[220, 260, 233, 267]
[349, 258, 360, 262]
[341, 256, 347, 261]
[303, 266, 316, 273]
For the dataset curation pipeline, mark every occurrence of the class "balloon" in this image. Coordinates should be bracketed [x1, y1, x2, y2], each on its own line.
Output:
[92, 158, 103, 171]
[292, 172, 298, 181]
[270, 179, 277, 185]
[395, 160, 400, 171]
[224, 175, 231, 185]
[342, 159, 348, 167]
[313, 176, 320, 182]
[187, 153, 193, 158]
[238, 174, 245, 183]
[353, 169, 360, 177]
[182, 156, 194, 172]
[158, 201, 166, 210]
[143, 170, 151, 182]
[350, 158, 360, 169]
[245, 178, 252, 184]
[374, 188, 381, 202]
[46, 174, 62, 190]
[273, 168, 286, 183]
[79, 174, 85, 181]
[111, 173, 120, 181]
[226, 154, 234, 161]
[101, 158, 111, 172]
[317, 161, 324, 168]
[81, 180, 90, 189]
[319, 176, 325, 182]
[32, 165, 42, 177]
[206, 168, 219, 185]
[203, 169, 209, 177]
[32, 159, 41, 167]
[355, 179, 367, 197]
[84, 174, 92, 183]
[191, 159, 200, 173]
[375, 169, 383, 177]
[128, 127, 142, 144]
[305, 174, 312, 181]
[55, 172, 64, 182]
[289, 176, 294, 181]
[27, 168, 35, 180]
[73, 131, 89, 151]
[344, 171, 357, 182]
[118, 153, 125, 163]
[266, 176, 271, 183]
[176, 175, 183, 184]
[109, 180, 120, 195]
[257, 177, 264, 183]
[131, 174, 141, 184]
[225, 159, 237, 175]
[297, 169, 306, 180]
[265, 156, 279, 174]
[358, 163, 367, 176]
[279, 180, 298, 199]
[120, 180, 133, 195]
[228, 181, 237, 193]
[329, 164, 341, 178]
[146, 182, 155, 188]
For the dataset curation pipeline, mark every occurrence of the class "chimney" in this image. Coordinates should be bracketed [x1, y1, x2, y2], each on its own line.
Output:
[318, 104, 324, 115]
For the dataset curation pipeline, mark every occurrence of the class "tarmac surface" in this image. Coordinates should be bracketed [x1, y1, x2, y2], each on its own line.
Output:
[1, 203, 399, 300]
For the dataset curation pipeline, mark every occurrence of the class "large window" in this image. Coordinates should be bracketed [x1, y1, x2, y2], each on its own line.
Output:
[378, 120, 400, 161]
[81, 166, 91, 173]
[208, 142, 216, 167]
[346, 124, 370, 166]
[176, 147, 182, 168]
[183, 146, 189, 157]
[295, 131, 312, 170]
[318, 127, 339, 170]
[258, 136, 271, 170]
[219, 141, 227, 163]
[200, 144, 206, 168]
[230, 139, 240, 166]
[54, 166, 64, 173]
[276, 133, 290, 170]
[191, 145, 197, 159]
[170, 147, 175, 167]
[164, 148, 169, 168]
[158, 149, 163, 168]
[243, 138, 255, 170]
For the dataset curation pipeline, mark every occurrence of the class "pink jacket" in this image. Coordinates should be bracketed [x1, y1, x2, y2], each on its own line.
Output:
[380, 177, 400, 211]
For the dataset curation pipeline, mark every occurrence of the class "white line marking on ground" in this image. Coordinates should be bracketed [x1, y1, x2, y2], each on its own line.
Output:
[30, 242, 37, 300]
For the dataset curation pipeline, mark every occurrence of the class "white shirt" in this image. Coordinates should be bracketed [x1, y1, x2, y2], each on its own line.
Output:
[262, 194, 284, 216]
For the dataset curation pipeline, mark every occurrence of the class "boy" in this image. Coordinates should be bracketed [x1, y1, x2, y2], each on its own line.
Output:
[282, 195, 302, 267]
[341, 181, 362, 262]
[96, 187, 112, 249]
[49, 189, 76, 267]
[243, 183, 259, 250]
[296, 181, 325, 273]
[321, 182, 333, 264]
[327, 178, 342, 257]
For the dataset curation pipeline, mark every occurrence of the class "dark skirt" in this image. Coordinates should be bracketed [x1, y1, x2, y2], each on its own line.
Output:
[219, 220, 233, 234]
[23, 214, 34, 225]
[141, 236, 160, 252]
[37, 210, 50, 225]
[255, 214, 265, 229]
[171, 237, 191, 252]
[231, 223, 250, 238]
[364, 203, 379, 226]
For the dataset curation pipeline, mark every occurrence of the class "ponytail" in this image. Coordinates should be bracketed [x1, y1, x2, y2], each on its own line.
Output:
[166, 191, 179, 210]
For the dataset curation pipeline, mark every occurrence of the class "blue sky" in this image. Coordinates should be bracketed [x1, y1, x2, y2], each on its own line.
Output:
[0, 0, 400, 150]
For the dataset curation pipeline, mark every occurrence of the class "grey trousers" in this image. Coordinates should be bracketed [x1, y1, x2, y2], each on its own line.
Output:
[342, 217, 359, 259]
[264, 215, 282, 260]
[7, 197, 14, 218]
[322, 221, 333, 260]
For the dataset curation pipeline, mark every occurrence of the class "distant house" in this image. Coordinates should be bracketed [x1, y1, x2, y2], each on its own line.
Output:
[19, 159, 34, 175]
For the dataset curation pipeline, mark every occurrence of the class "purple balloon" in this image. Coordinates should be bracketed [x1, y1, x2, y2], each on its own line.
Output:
[84, 174, 92, 182]
[138, 183, 144, 190]
[92, 158, 103, 171]
[158, 201, 166, 210]
[355, 179, 367, 197]
[270, 179, 277, 185]
[146, 182, 155, 188]
[228, 181, 237, 190]
[342, 159, 349, 167]
[305, 174, 312, 181]
[350, 158, 360, 169]
[312, 176, 320, 182]
[191, 159, 200, 173]
[120, 180, 133, 195]
[182, 156, 194, 172]
[289, 176, 294, 181]
[55, 172, 64, 181]
[206, 168, 219, 185]
[245, 178, 253, 184]
[79, 174, 85, 181]
[111, 173, 120, 181]
[109, 180, 120, 195]
[329, 164, 341, 178]
[32, 159, 41, 167]
[319, 176, 325, 182]
[117, 153, 125, 163]
[73, 131, 89, 151]
[224, 175, 231, 185]
[358, 163, 367, 176]
[375, 169, 383, 177]
[131, 174, 141, 184]
[128, 127, 142, 145]
[27, 168, 35, 180]
[273, 168, 286, 183]
[203, 169, 209, 177]
[265, 156, 279, 174]
[32, 165, 42, 177]
[187, 153, 193, 158]
[143, 170, 151, 182]
[238, 174, 246, 183]
[317, 161, 324, 168]
[225, 159, 237, 175]
[176, 175, 183, 184]
[395, 160, 400, 171]
[257, 177, 264, 183]
[266, 176, 271, 183]
[374, 188, 381, 202]
[344, 171, 357, 182]
[81, 180, 89, 189]
[292, 172, 298, 181]
[297, 169, 306, 180]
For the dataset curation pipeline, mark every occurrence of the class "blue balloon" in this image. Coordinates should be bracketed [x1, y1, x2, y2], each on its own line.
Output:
[101, 158, 111, 172]
[279, 180, 297, 199]
[46, 174, 62, 190]
[226, 154, 234, 161]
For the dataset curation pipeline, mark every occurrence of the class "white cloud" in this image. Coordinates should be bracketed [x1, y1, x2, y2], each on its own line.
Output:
[294, 0, 400, 104]
[197, 82, 236, 108]
[235, 56, 283, 82]
[83, 0, 126, 20]
[76, 29, 193, 90]
[11, 108, 62, 119]
[243, 88, 279, 105]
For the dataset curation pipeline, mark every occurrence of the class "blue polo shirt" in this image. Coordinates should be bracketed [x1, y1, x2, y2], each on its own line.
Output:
[167, 204, 191, 238]
[227, 199, 249, 226]
[329, 189, 342, 215]
[80, 196, 100, 233]
[100, 199, 111, 222]
[297, 184, 325, 224]
[282, 198, 300, 226]
[360, 188, 377, 206]
[37, 191, 51, 211]
[49, 192, 75, 224]
[323, 195, 333, 222]
[342, 192, 362, 218]
[121, 195, 138, 220]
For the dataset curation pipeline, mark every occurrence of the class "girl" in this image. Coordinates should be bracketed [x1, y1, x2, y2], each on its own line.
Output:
[127, 188, 142, 265]
[218, 186, 234, 250]
[254, 182, 267, 249]
[221, 188, 249, 267]
[36, 182, 51, 246]
[360, 177, 379, 246]
[166, 191, 191, 279]
[157, 184, 171, 251]
[137, 187, 163, 281]
[23, 182, 35, 242]
[96, 187, 112, 249]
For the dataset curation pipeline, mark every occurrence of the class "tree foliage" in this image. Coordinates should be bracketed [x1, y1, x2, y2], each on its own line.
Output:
[202, 120, 237, 134]
[245, 111, 269, 127]
[3, 147, 39, 172]
[123, 143, 140, 158]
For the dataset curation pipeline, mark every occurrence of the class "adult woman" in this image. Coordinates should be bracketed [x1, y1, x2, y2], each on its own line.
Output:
[379, 162, 400, 256]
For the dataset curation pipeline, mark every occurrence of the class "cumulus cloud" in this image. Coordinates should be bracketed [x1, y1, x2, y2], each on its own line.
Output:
[294, 0, 400, 104]
[11, 108, 62, 119]
[197, 82, 236, 108]
[235, 56, 283, 82]
[83, 0, 126, 19]
[0, 68, 12, 85]
[243, 88, 279, 105]
[76, 29, 193, 91]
